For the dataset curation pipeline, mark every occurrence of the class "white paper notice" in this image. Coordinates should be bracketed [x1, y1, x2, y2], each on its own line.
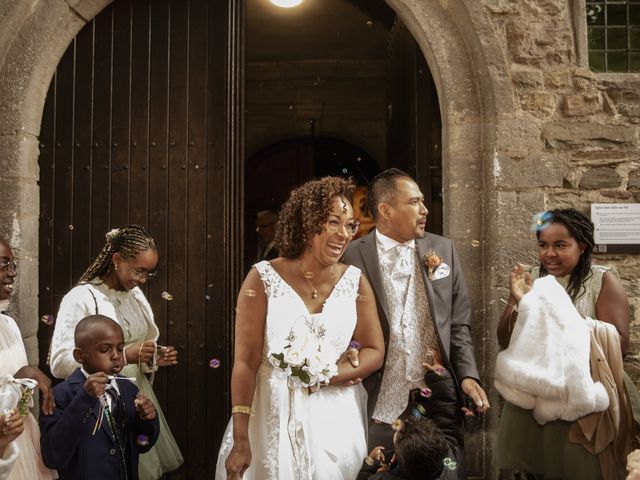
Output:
[592, 203, 640, 245]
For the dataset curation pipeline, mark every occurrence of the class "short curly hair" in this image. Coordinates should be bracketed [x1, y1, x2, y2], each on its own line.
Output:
[275, 176, 355, 259]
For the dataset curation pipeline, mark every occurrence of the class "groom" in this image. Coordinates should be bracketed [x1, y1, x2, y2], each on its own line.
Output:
[342, 169, 488, 471]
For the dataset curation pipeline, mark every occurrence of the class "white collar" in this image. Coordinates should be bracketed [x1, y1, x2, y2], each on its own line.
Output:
[375, 229, 415, 253]
[0, 299, 9, 313]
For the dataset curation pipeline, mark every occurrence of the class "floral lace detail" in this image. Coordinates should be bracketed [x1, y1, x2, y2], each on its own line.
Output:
[254, 261, 290, 299]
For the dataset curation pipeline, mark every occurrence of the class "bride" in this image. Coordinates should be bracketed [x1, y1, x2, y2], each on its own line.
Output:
[216, 177, 384, 480]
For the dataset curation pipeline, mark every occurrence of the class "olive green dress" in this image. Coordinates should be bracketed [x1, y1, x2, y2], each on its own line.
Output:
[494, 265, 616, 480]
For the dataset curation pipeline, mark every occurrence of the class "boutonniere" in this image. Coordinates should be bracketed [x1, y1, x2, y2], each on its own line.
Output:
[424, 251, 443, 280]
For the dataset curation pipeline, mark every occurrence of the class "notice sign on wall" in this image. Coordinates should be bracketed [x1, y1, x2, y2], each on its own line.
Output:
[592, 203, 640, 253]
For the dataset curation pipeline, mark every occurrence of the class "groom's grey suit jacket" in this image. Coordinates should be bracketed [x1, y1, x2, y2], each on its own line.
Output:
[342, 229, 480, 415]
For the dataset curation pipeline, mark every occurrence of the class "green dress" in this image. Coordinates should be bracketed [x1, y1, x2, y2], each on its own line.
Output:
[494, 265, 616, 480]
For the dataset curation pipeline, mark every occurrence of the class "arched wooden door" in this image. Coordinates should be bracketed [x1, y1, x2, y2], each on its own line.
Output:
[37, 1, 243, 477]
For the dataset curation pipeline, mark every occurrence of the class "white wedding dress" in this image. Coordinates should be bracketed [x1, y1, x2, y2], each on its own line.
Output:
[215, 261, 368, 480]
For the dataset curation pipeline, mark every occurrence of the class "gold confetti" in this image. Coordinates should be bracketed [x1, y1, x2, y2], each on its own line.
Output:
[69, 224, 75, 230]
[471, 240, 480, 247]
[161, 291, 173, 301]
[244, 289, 257, 297]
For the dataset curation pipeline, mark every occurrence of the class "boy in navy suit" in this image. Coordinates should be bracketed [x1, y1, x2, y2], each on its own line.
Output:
[40, 314, 159, 480]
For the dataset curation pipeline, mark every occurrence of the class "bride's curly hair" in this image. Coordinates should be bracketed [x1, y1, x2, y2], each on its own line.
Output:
[275, 177, 355, 259]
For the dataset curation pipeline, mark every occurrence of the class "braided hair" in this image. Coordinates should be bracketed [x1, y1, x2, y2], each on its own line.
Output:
[536, 208, 594, 301]
[79, 225, 156, 283]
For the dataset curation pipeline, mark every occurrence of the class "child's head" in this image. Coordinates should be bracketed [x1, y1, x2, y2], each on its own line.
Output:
[73, 315, 125, 375]
[393, 417, 449, 480]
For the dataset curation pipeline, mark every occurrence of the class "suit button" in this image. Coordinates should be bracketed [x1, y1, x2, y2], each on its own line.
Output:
[109, 448, 116, 456]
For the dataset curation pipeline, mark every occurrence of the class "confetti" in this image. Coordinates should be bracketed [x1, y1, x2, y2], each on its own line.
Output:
[531, 211, 553, 232]
[471, 239, 480, 247]
[415, 404, 426, 415]
[161, 291, 173, 301]
[391, 419, 403, 431]
[302, 272, 314, 279]
[68, 224, 74, 231]
[41, 314, 55, 325]
[244, 289, 257, 297]
[434, 366, 446, 376]
[420, 387, 432, 398]
[205, 294, 211, 301]
[136, 434, 150, 447]
[348, 340, 361, 350]
[209, 358, 221, 369]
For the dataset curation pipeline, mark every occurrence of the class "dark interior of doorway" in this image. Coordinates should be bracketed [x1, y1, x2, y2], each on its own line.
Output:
[244, 136, 381, 270]
[244, 0, 443, 266]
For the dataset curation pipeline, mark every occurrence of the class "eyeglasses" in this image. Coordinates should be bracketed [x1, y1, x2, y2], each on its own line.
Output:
[0, 261, 18, 273]
[325, 219, 360, 237]
[129, 265, 158, 279]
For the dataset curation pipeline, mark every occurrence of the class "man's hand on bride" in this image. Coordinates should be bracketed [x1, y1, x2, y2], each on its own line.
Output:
[331, 344, 362, 386]
[225, 440, 251, 480]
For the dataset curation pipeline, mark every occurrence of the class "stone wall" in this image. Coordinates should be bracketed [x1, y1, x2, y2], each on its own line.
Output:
[483, 0, 640, 395]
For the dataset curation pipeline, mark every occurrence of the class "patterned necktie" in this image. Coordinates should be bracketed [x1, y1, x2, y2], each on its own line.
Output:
[394, 244, 414, 278]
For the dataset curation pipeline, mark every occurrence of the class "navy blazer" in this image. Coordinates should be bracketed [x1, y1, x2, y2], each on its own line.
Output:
[40, 368, 159, 480]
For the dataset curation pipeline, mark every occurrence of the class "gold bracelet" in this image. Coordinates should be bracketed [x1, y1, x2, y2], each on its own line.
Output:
[231, 405, 252, 415]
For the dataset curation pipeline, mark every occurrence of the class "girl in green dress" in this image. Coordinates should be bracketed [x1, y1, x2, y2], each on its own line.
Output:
[495, 208, 633, 480]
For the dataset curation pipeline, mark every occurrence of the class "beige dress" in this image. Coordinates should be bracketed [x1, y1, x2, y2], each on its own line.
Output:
[0, 312, 56, 480]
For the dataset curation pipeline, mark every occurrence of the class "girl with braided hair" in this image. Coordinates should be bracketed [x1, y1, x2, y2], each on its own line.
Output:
[50, 225, 183, 479]
[494, 208, 635, 480]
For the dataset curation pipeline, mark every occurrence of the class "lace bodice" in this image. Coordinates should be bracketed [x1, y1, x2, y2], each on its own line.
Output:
[254, 261, 361, 365]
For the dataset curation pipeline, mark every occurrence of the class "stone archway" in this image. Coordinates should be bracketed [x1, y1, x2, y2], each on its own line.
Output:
[0, 0, 515, 476]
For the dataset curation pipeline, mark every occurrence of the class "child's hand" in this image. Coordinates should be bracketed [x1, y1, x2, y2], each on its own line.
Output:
[157, 345, 178, 367]
[83, 372, 108, 398]
[134, 393, 156, 420]
[368, 446, 385, 464]
[125, 341, 156, 364]
[0, 409, 24, 451]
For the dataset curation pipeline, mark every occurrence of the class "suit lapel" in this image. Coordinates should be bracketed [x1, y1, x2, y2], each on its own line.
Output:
[358, 231, 391, 336]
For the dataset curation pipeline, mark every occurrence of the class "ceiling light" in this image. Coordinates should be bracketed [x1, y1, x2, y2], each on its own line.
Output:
[270, 0, 304, 8]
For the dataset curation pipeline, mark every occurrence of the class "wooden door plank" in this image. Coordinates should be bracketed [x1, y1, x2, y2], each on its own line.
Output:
[37, 73, 57, 372]
[52, 40, 76, 301]
[166, 0, 190, 461]
[129, 0, 151, 229]
[185, 0, 208, 474]
[110, 0, 133, 227]
[91, 7, 114, 258]
[71, 21, 95, 283]
[147, 0, 171, 428]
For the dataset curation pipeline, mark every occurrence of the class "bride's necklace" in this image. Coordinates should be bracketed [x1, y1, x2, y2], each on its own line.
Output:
[297, 260, 334, 299]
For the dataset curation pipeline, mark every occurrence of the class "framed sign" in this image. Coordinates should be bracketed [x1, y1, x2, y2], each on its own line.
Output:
[591, 203, 640, 253]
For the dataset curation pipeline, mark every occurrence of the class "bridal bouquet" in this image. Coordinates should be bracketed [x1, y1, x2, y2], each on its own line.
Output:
[268, 319, 338, 390]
